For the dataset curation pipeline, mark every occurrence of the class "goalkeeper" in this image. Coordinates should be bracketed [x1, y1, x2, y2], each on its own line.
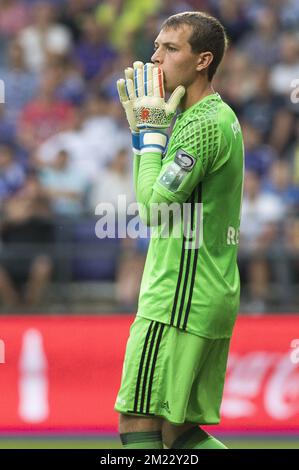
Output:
[114, 11, 244, 449]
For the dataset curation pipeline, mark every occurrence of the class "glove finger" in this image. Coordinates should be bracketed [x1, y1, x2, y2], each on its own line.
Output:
[125, 67, 134, 81]
[153, 66, 165, 98]
[117, 79, 128, 102]
[126, 78, 135, 100]
[144, 63, 154, 96]
[166, 85, 185, 114]
[124, 67, 135, 97]
[133, 61, 144, 98]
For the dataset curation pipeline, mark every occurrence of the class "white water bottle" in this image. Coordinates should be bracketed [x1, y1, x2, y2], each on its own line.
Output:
[18, 329, 49, 423]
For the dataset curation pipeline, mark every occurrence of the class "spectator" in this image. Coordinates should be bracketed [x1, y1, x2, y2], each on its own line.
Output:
[238, 7, 280, 66]
[0, 106, 16, 147]
[241, 66, 293, 152]
[214, 51, 255, 113]
[34, 105, 95, 176]
[18, 0, 72, 73]
[18, 69, 75, 151]
[0, 173, 54, 309]
[58, 0, 96, 43]
[270, 33, 299, 96]
[88, 147, 135, 214]
[0, 144, 26, 205]
[212, 0, 251, 44]
[35, 98, 124, 180]
[152, 0, 194, 30]
[280, 0, 299, 28]
[0, 39, 39, 125]
[263, 159, 299, 212]
[82, 94, 131, 168]
[242, 120, 276, 180]
[39, 149, 89, 216]
[53, 55, 86, 106]
[240, 170, 286, 311]
[73, 14, 117, 81]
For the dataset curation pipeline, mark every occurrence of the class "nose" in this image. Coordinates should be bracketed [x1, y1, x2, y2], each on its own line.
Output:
[151, 48, 162, 65]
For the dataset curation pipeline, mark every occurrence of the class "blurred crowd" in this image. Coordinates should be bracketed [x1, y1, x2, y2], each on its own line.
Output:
[0, 0, 298, 312]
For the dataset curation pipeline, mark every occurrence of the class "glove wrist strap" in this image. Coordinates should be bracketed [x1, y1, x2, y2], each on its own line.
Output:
[132, 132, 141, 155]
[139, 130, 168, 155]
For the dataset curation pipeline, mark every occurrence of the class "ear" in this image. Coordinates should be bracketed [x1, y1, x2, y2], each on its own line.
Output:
[196, 51, 214, 72]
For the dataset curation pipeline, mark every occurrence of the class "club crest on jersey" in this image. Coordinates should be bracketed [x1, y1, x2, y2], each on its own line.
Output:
[175, 149, 196, 172]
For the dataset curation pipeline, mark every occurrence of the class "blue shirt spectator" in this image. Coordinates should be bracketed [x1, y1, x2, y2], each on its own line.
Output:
[73, 14, 117, 81]
[39, 149, 89, 216]
[0, 40, 39, 125]
[0, 144, 26, 201]
[243, 121, 276, 180]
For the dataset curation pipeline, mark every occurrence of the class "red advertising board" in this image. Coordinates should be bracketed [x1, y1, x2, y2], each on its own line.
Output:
[0, 315, 298, 433]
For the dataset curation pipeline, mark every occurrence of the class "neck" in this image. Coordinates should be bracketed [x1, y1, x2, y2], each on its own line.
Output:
[180, 80, 215, 112]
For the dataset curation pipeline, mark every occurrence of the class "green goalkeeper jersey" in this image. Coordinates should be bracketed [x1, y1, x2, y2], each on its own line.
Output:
[135, 93, 244, 339]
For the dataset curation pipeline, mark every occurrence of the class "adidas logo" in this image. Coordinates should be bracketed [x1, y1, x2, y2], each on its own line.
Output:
[161, 401, 170, 414]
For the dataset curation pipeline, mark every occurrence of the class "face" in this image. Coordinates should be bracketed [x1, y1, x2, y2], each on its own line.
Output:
[151, 25, 203, 93]
[55, 151, 68, 169]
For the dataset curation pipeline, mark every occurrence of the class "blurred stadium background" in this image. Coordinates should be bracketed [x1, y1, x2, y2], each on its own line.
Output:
[0, 0, 298, 450]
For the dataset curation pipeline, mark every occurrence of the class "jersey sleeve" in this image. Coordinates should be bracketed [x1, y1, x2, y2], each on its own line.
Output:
[153, 113, 221, 203]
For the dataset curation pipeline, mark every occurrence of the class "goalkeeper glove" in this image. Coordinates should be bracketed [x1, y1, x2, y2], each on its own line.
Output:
[117, 67, 140, 154]
[132, 61, 185, 154]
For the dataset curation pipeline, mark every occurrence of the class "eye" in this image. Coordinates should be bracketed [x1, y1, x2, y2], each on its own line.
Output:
[167, 46, 177, 52]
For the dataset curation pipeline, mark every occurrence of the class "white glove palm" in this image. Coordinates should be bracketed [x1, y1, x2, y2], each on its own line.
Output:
[132, 61, 185, 131]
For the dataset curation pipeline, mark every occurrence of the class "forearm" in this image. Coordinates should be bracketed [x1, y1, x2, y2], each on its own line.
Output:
[133, 152, 140, 196]
[136, 153, 162, 206]
[135, 152, 171, 226]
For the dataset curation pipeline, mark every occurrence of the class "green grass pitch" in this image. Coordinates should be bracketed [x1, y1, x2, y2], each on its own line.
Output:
[0, 436, 298, 449]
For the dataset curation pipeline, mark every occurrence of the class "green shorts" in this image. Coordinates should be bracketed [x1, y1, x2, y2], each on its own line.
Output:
[114, 316, 231, 425]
